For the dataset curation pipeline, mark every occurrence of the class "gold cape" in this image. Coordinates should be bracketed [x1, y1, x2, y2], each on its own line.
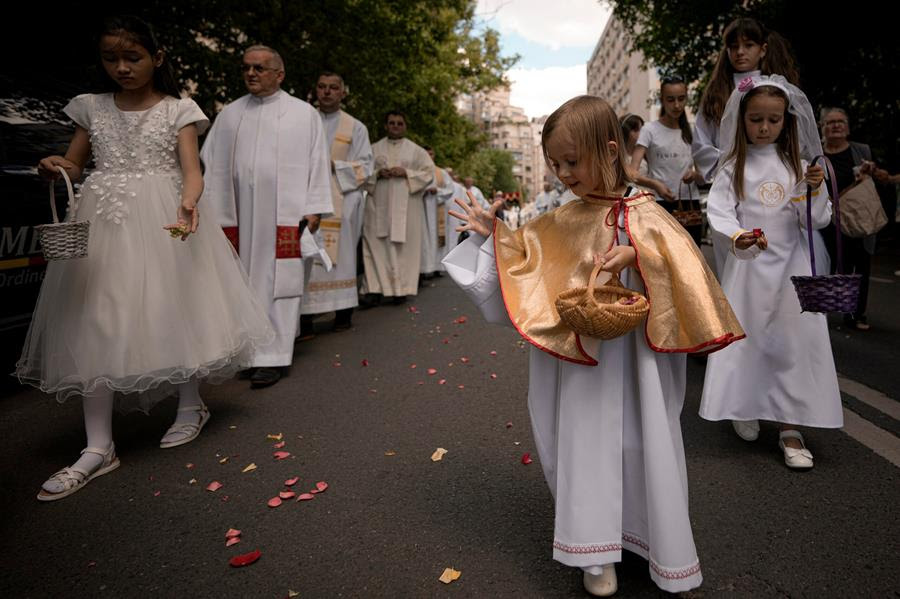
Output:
[493, 191, 744, 365]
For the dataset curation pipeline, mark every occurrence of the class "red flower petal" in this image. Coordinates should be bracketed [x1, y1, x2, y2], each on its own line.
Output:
[185, 463, 194, 469]
[491, 373, 498, 379]
[410, 364, 417, 369]
[284, 477, 299, 486]
[225, 528, 242, 538]
[279, 490, 296, 499]
[460, 357, 469, 363]
[228, 550, 261, 567]
[438, 379, 446, 385]
[153, 490, 161, 497]
[267, 497, 283, 508]
[427, 368, 437, 375]
[490, 350, 497, 356]
[273, 451, 291, 460]
[206, 481, 223, 492]
[273, 440, 286, 449]
[457, 385, 465, 389]
[315, 481, 328, 492]
[226, 536, 241, 547]
[361, 359, 369, 367]
[454, 316, 468, 324]
[296, 493, 315, 501]
[521, 453, 533, 465]
[505, 421, 513, 428]
[442, 338, 450, 344]
[333, 362, 341, 367]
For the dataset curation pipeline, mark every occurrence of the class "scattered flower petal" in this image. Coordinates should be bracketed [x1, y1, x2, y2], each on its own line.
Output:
[226, 537, 241, 547]
[315, 481, 328, 492]
[284, 477, 299, 486]
[490, 350, 497, 356]
[431, 448, 448, 462]
[408, 306, 420, 314]
[273, 441, 286, 449]
[442, 338, 450, 344]
[361, 359, 369, 367]
[333, 362, 342, 367]
[417, 381, 424, 385]
[87, 561, 97, 568]
[521, 453, 533, 465]
[438, 379, 446, 385]
[279, 490, 296, 500]
[460, 357, 469, 363]
[228, 550, 262, 567]
[505, 421, 513, 428]
[242, 463, 258, 473]
[185, 463, 194, 469]
[410, 363, 417, 369]
[491, 373, 498, 379]
[427, 368, 437, 375]
[453, 316, 468, 324]
[273, 451, 291, 460]
[228, 425, 237, 429]
[369, 389, 378, 394]
[514, 441, 521, 446]
[384, 450, 397, 456]
[206, 481, 223, 492]
[296, 493, 315, 501]
[153, 490, 161, 497]
[189, 478, 197, 485]
[288, 591, 299, 598]
[219, 457, 229, 464]
[226, 528, 242, 538]
[439, 567, 462, 584]
[267, 497, 283, 508]
[267, 433, 283, 441]
[221, 495, 230, 502]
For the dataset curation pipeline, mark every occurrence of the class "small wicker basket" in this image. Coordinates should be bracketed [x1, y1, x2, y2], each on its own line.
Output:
[35, 166, 89, 261]
[555, 263, 650, 340]
[790, 155, 861, 313]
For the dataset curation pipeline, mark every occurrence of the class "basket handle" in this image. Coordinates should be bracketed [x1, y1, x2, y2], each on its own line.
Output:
[587, 261, 617, 307]
[677, 180, 696, 204]
[48, 166, 77, 224]
[804, 155, 840, 276]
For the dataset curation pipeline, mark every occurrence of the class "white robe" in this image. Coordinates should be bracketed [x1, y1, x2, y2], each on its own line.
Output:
[361, 137, 434, 296]
[701, 145, 843, 427]
[437, 180, 468, 271]
[465, 185, 489, 211]
[201, 90, 332, 367]
[534, 191, 556, 214]
[442, 224, 703, 593]
[420, 167, 454, 273]
[301, 110, 373, 314]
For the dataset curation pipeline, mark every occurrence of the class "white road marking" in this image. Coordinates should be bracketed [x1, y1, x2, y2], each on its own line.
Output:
[869, 276, 894, 283]
[841, 408, 900, 468]
[838, 375, 900, 420]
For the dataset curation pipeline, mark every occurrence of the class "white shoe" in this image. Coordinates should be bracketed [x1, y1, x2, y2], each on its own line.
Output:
[160, 403, 210, 448]
[779, 430, 814, 469]
[37, 445, 120, 502]
[583, 565, 617, 597]
[732, 419, 760, 441]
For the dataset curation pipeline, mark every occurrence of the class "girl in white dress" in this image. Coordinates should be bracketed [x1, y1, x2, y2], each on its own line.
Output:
[700, 75, 843, 469]
[444, 96, 744, 596]
[18, 16, 272, 501]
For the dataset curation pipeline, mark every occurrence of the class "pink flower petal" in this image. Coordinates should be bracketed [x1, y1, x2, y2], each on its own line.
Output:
[185, 463, 194, 469]
[521, 453, 533, 465]
[410, 364, 417, 369]
[153, 490, 161, 497]
[296, 493, 315, 501]
[225, 528, 242, 538]
[273, 451, 291, 460]
[273, 441, 286, 449]
[228, 550, 261, 567]
[505, 421, 513, 428]
[460, 357, 469, 363]
[490, 350, 497, 356]
[333, 362, 342, 367]
[206, 481, 223, 492]
[438, 379, 447, 385]
[457, 384, 465, 389]
[284, 477, 299, 486]
[226, 536, 241, 547]
[427, 368, 437, 375]
[267, 496, 283, 508]
[417, 381, 424, 385]
[315, 481, 328, 492]
[279, 490, 296, 499]
[491, 373, 498, 379]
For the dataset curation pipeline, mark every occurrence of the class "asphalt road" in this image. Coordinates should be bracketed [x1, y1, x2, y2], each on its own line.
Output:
[1, 268, 898, 598]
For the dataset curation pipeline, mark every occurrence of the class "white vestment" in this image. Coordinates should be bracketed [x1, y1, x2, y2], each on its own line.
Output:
[534, 191, 556, 214]
[361, 137, 434, 296]
[420, 166, 455, 273]
[465, 184, 489, 210]
[442, 221, 703, 592]
[201, 90, 332, 367]
[301, 109, 373, 314]
[437, 179, 468, 271]
[701, 146, 843, 427]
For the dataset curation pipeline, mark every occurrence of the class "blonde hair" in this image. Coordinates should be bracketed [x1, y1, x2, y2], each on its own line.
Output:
[542, 95, 628, 195]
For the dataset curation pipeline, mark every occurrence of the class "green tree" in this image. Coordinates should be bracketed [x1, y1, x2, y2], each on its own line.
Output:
[457, 148, 517, 195]
[611, 0, 900, 166]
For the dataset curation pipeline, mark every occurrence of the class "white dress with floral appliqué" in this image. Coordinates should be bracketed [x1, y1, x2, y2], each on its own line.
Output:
[16, 93, 273, 411]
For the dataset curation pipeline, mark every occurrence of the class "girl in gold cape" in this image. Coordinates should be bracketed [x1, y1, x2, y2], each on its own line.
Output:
[443, 96, 743, 596]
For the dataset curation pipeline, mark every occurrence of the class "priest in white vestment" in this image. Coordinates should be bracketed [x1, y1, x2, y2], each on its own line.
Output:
[201, 45, 332, 388]
[436, 171, 468, 271]
[464, 177, 489, 210]
[361, 111, 435, 300]
[299, 72, 373, 337]
[420, 147, 454, 278]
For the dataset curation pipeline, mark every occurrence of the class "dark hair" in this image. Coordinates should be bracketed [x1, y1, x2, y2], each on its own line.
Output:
[384, 110, 407, 125]
[699, 18, 799, 125]
[318, 71, 344, 86]
[619, 113, 644, 140]
[659, 76, 692, 145]
[727, 85, 802, 201]
[98, 16, 181, 98]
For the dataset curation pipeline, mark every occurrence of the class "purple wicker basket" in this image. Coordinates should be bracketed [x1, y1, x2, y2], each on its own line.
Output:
[790, 155, 861, 313]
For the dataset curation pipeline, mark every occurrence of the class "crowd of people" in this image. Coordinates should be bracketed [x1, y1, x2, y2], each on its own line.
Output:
[13, 12, 898, 599]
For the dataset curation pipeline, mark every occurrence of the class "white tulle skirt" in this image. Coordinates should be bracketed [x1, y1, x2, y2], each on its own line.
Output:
[16, 171, 274, 412]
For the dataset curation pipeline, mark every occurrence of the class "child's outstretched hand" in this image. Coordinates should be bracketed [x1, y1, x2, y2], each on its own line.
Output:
[804, 164, 824, 188]
[597, 246, 636, 274]
[164, 201, 200, 240]
[448, 190, 502, 238]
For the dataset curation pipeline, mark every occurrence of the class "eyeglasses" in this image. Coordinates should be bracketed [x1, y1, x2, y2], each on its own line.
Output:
[241, 63, 278, 74]
[824, 119, 848, 127]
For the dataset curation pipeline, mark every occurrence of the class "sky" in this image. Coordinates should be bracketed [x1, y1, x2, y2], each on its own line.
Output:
[474, 0, 612, 119]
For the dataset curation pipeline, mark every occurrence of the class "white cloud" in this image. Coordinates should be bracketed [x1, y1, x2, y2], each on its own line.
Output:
[507, 64, 586, 119]
[477, 0, 612, 50]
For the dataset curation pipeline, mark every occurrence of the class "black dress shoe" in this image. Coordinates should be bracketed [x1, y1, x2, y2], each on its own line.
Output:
[333, 308, 353, 331]
[298, 314, 315, 341]
[250, 367, 283, 389]
[359, 293, 381, 309]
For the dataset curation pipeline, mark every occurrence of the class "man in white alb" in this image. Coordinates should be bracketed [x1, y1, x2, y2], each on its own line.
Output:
[299, 72, 373, 339]
[360, 111, 434, 303]
[464, 177, 489, 211]
[201, 45, 332, 388]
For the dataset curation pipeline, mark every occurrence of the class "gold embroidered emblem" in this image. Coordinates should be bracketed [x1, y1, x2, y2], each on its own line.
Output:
[758, 181, 785, 206]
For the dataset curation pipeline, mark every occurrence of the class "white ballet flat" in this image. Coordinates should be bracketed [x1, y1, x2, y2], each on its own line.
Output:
[37, 445, 120, 502]
[779, 430, 814, 469]
[583, 565, 618, 597]
[160, 404, 210, 448]
[732, 419, 760, 441]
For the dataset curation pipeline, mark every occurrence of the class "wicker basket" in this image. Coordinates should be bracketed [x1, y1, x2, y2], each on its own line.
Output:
[555, 263, 650, 340]
[789, 155, 861, 313]
[35, 166, 89, 261]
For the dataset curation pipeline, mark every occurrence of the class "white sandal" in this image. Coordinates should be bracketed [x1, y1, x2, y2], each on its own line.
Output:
[583, 565, 618, 597]
[779, 430, 814, 470]
[37, 445, 120, 502]
[159, 404, 210, 448]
